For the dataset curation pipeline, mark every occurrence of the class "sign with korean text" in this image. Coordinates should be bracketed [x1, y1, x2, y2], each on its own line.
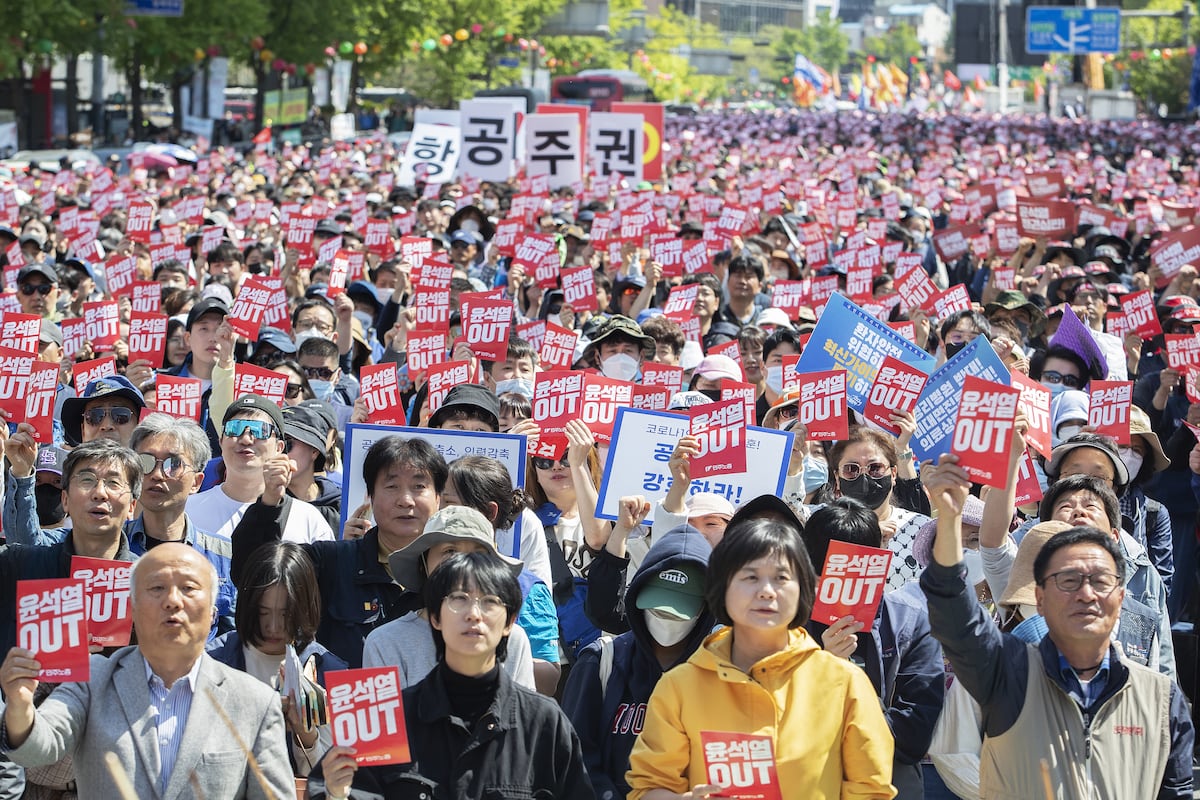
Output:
[561, 265, 597, 312]
[1015, 200, 1073, 239]
[128, 312, 168, 367]
[1088, 380, 1133, 444]
[325, 667, 410, 765]
[796, 370, 848, 441]
[126, 200, 154, 242]
[912, 337, 1011, 463]
[17, 578, 90, 682]
[1010, 371, 1053, 458]
[461, 296, 512, 361]
[688, 399, 748, 478]
[862, 356, 928, 434]
[399, 123, 461, 186]
[83, 300, 120, 352]
[951, 376, 1020, 487]
[70, 557, 133, 648]
[588, 112, 644, 180]
[1119, 290, 1161, 339]
[532, 371, 584, 458]
[155, 374, 203, 421]
[1165, 334, 1200, 369]
[72, 357, 117, 395]
[228, 277, 275, 340]
[459, 100, 517, 182]
[539, 322, 579, 371]
[360, 364, 406, 427]
[406, 329, 447, 375]
[611, 102, 664, 180]
[699, 731, 782, 800]
[811, 541, 892, 626]
[1150, 227, 1200, 288]
[0, 312, 40, 354]
[525, 114, 581, 190]
[720, 380, 756, 426]
[582, 375, 634, 445]
[233, 363, 289, 408]
[642, 363, 684, 395]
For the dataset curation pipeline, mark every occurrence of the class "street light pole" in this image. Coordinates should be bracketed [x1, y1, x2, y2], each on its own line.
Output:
[997, 0, 1009, 113]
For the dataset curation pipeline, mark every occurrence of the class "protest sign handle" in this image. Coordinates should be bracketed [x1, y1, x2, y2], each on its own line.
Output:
[103, 753, 140, 800]
[205, 687, 279, 800]
[979, 417, 1026, 550]
[925, 455, 971, 568]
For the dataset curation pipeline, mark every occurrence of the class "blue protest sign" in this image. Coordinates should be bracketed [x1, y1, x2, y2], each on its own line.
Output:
[794, 293, 935, 413]
[911, 337, 1011, 463]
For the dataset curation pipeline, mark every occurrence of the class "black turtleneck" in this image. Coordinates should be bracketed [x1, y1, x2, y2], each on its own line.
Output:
[439, 661, 500, 728]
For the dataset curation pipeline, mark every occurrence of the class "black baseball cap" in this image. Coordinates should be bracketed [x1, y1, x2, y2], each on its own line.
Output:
[186, 297, 229, 330]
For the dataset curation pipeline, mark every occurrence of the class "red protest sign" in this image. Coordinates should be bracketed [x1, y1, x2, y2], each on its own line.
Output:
[894, 260, 939, 314]
[130, 281, 162, 314]
[662, 284, 698, 323]
[0, 347, 36, 422]
[688, 398, 748, 477]
[1014, 449, 1044, 507]
[811, 540, 892, 626]
[228, 277, 274, 339]
[930, 284, 972, 322]
[425, 361, 473, 413]
[0, 312, 40, 354]
[797, 370, 848, 441]
[83, 300, 120, 352]
[1010, 371, 1053, 459]
[1150, 227, 1200, 288]
[720, 379, 756, 425]
[233, 363, 289, 408]
[1119, 290, 1162, 339]
[561, 266, 598, 313]
[515, 234, 560, 288]
[1015, 200, 1073, 239]
[582, 375, 633, 445]
[699, 731, 783, 800]
[532, 371, 585, 458]
[539, 322, 579, 371]
[325, 667, 410, 765]
[155, 374, 203, 421]
[771, 281, 807, 320]
[70, 556, 133, 648]
[22, 362, 57, 443]
[1165, 334, 1200, 369]
[951, 376, 1020, 487]
[461, 297, 512, 361]
[1088, 380, 1133, 445]
[632, 385, 671, 411]
[128, 312, 168, 367]
[360, 364, 406, 426]
[862, 357, 927, 434]
[126, 199, 154, 242]
[17, 578, 90, 682]
[650, 237, 684, 278]
[365, 219, 393, 258]
[72, 356, 117, 394]
[406, 329, 447, 374]
[932, 225, 973, 263]
[642, 363, 684, 395]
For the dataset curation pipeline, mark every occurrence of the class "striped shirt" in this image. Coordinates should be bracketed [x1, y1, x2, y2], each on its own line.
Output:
[145, 656, 203, 794]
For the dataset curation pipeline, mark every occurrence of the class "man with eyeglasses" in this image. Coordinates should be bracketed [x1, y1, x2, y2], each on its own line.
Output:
[921, 456, 1193, 799]
[186, 396, 333, 546]
[297, 336, 357, 429]
[15, 264, 60, 322]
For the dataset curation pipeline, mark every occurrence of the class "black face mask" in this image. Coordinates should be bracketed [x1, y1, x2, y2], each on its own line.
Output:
[698, 388, 722, 402]
[944, 341, 967, 360]
[35, 483, 65, 528]
[838, 474, 893, 510]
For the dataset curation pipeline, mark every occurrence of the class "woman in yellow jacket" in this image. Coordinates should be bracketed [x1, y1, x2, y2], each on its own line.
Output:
[626, 516, 897, 800]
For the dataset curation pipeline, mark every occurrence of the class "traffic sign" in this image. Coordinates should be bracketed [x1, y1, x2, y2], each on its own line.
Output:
[125, 0, 184, 15]
[1026, 7, 1120, 54]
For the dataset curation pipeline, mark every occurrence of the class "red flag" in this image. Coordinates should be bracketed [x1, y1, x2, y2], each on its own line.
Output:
[252, 126, 273, 145]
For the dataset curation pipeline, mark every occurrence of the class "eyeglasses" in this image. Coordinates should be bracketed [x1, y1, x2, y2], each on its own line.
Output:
[250, 352, 284, 368]
[295, 319, 334, 335]
[83, 407, 136, 427]
[137, 453, 192, 479]
[223, 418, 278, 440]
[1041, 370, 1082, 389]
[285, 383, 304, 399]
[444, 591, 507, 616]
[71, 472, 131, 495]
[621, 287, 640, 297]
[532, 455, 570, 470]
[777, 405, 799, 420]
[19, 283, 52, 296]
[302, 365, 336, 381]
[1041, 569, 1120, 596]
[838, 461, 891, 480]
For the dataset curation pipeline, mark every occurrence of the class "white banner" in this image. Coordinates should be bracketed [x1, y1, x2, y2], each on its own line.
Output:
[330, 113, 356, 142]
[206, 58, 229, 120]
[588, 112, 643, 181]
[398, 122, 461, 186]
[340, 424, 527, 533]
[458, 100, 517, 183]
[331, 60, 352, 113]
[525, 113, 581, 190]
[596, 407, 794, 524]
[313, 68, 330, 108]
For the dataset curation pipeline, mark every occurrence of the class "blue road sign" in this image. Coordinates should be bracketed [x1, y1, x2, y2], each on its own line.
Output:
[126, 0, 184, 16]
[1026, 7, 1121, 55]
[497, 57, 521, 68]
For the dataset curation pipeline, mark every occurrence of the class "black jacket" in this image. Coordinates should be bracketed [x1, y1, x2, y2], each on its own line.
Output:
[309, 665, 595, 800]
[562, 527, 714, 800]
[231, 502, 417, 668]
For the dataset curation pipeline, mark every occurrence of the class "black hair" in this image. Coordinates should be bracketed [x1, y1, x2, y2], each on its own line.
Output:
[737, 325, 767, 353]
[498, 392, 531, 426]
[1030, 344, 1098, 384]
[480, 335, 537, 375]
[726, 254, 765, 281]
[762, 327, 801, 363]
[682, 272, 722, 298]
[639, 315, 686, 357]
[1039, 473, 1121, 529]
[802, 497, 881, 570]
[291, 299, 336, 330]
[1033, 526, 1126, 586]
[1044, 433, 1126, 489]
[447, 455, 528, 530]
[207, 241, 243, 265]
[425, 551, 523, 663]
[939, 310, 992, 342]
[363, 436, 448, 498]
[298, 336, 339, 362]
[705, 517, 816, 629]
[235, 543, 322, 651]
[62, 439, 144, 501]
[431, 407, 499, 432]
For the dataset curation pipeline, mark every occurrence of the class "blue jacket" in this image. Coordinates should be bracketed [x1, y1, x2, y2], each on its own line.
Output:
[560, 526, 714, 800]
[921, 559, 1194, 798]
[206, 630, 348, 686]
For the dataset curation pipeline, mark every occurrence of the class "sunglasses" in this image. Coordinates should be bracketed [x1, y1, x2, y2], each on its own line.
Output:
[20, 283, 52, 296]
[83, 407, 135, 427]
[223, 418, 278, 440]
[1041, 370, 1082, 389]
[532, 455, 571, 470]
[137, 453, 192, 479]
[302, 365, 336, 381]
[838, 461, 891, 480]
[285, 383, 304, 399]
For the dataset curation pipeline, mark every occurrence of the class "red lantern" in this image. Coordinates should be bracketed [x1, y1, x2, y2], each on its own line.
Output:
[250, 36, 264, 51]
[354, 41, 367, 56]
[503, 33, 513, 43]
[471, 24, 483, 34]
[272, 58, 286, 71]
[304, 62, 316, 75]
[440, 34, 453, 47]
[206, 45, 220, 57]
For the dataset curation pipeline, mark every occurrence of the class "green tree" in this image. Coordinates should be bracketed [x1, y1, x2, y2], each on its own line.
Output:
[862, 22, 922, 65]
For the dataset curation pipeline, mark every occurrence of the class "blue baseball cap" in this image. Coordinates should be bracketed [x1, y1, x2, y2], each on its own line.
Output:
[61, 375, 146, 445]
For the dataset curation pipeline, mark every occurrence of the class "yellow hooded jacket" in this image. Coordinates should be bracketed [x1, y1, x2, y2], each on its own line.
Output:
[627, 626, 896, 799]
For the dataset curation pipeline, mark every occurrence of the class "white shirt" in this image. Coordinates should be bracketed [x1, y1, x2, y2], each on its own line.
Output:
[185, 485, 334, 544]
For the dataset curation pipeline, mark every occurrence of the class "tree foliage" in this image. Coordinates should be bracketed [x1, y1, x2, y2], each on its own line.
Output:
[862, 22, 922, 65]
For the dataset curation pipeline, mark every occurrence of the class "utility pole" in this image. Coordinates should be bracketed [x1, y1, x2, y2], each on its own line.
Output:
[91, 15, 105, 142]
[997, 0, 1008, 113]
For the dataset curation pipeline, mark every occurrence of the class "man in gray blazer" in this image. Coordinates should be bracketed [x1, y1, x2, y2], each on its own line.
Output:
[0, 542, 293, 800]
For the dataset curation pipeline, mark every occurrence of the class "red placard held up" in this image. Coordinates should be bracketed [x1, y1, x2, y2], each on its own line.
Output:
[0, 347, 37, 421]
[797, 370, 848, 441]
[1014, 450, 1044, 507]
[632, 385, 671, 411]
[1164, 334, 1200, 370]
[126, 200, 154, 242]
[228, 277, 274, 340]
[561, 266, 598, 313]
[360, 364, 406, 426]
[862, 356, 927, 434]
[539, 322, 579, 371]
[1010, 371, 1053, 458]
[17, 578, 90, 683]
[662, 284, 698, 323]
[1119, 290, 1163, 339]
[130, 281, 162, 314]
[128, 312, 169, 367]
[461, 297, 512, 361]
[1088, 380, 1133, 445]
[581, 375, 634, 445]
[0, 312, 40, 354]
[699, 731, 783, 800]
[811, 540, 892, 626]
[532, 371, 585, 458]
[23, 362, 57, 442]
[642, 363, 684, 395]
[951, 376, 1020, 487]
[83, 300, 120, 352]
[325, 667, 410, 765]
[720, 379, 756, 425]
[72, 356, 117, 394]
[233, 363, 289, 408]
[425, 361, 472, 414]
[688, 398, 748, 478]
[406, 329, 447, 376]
[70, 556, 133, 648]
[155, 375, 203, 421]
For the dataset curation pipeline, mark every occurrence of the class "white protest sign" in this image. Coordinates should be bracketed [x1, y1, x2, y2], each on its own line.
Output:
[588, 112, 643, 181]
[399, 123, 461, 186]
[459, 100, 518, 183]
[525, 113, 581, 190]
[596, 407, 793, 525]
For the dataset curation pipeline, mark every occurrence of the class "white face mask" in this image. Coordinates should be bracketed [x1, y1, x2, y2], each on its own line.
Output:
[293, 329, 329, 349]
[962, 549, 985, 588]
[1054, 424, 1083, 447]
[1019, 603, 1039, 621]
[494, 378, 534, 398]
[644, 610, 698, 647]
[374, 285, 394, 305]
[459, 219, 480, 234]
[601, 353, 639, 381]
[1119, 446, 1143, 480]
[765, 365, 784, 394]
